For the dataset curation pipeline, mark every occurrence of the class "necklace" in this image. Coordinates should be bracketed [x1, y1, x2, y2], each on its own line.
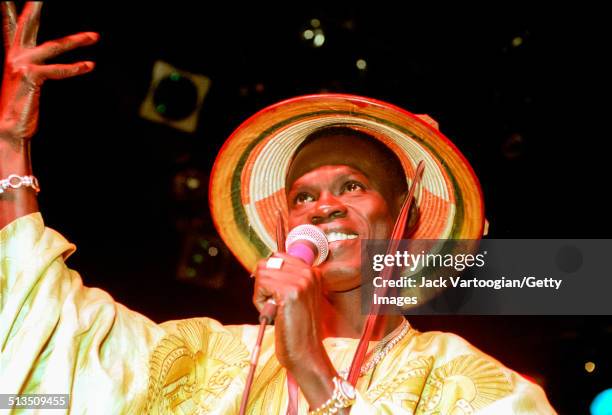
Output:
[339, 319, 411, 379]
[360, 319, 410, 375]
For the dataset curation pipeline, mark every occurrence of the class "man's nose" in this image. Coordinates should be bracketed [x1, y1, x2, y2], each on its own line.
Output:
[309, 192, 347, 224]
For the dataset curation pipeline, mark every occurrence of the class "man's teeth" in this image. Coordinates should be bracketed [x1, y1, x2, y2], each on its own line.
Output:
[326, 232, 358, 242]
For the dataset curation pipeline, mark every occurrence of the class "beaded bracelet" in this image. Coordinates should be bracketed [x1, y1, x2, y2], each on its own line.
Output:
[308, 376, 356, 415]
[0, 174, 40, 194]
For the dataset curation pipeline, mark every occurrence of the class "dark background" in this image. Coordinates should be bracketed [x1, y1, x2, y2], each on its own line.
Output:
[4, 2, 609, 414]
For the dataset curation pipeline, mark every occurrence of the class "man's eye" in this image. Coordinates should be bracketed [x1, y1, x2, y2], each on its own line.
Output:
[343, 181, 365, 193]
[294, 192, 315, 204]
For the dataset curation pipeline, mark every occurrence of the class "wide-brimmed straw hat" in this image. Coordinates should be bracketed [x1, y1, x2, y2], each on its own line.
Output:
[209, 94, 484, 271]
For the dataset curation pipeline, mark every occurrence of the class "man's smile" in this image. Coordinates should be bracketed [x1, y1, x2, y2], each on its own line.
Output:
[325, 230, 359, 243]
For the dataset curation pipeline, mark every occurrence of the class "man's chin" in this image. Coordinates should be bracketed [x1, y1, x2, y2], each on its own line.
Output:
[320, 263, 361, 292]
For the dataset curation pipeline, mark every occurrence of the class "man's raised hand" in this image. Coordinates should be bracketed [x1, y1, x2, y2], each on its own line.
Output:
[0, 1, 98, 141]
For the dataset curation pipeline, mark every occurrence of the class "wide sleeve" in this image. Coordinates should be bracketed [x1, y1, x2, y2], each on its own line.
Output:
[0, 213, 166, 414]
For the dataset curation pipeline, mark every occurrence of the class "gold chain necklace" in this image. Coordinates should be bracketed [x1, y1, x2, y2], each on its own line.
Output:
[339, 319, 411, 379]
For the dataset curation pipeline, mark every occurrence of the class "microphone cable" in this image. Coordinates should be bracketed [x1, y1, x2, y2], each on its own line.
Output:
[239, 212, 287, 415]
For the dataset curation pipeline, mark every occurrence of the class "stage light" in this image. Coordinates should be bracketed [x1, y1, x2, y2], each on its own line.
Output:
[591, 389, 612, 415]
[177, 232, 230, 289]
[303, 29, 314, 40]
[140, 60, 211, 133]
[512, 36, 523, 47]
[585, 361, 596, 373]
[356, 59, 367, 71]
[313, 33, 325, 47]
[302, 18, 325, 48]
[173, 169, 207, 203]
[186, 177, 200, 190]
[171, 168, 210, 231]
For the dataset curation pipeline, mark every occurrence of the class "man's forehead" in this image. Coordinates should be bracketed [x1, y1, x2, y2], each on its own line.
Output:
[286, 133, 398, 188]
[289, 165, 367, 188]
[284, 131, 408, 215]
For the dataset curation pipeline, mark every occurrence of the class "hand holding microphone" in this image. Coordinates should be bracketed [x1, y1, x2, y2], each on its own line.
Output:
[255, 224, 329, 323]
[242, 225, 330, 414]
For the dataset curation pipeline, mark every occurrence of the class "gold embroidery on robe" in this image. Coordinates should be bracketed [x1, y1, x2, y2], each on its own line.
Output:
[146, 319, 250, 414]
[367, 356, 434, 411]
[245, 355, 286, 414]
[416, 354, 514, 415]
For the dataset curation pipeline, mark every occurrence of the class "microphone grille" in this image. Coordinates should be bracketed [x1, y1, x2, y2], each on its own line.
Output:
[285, 224, 329, 266]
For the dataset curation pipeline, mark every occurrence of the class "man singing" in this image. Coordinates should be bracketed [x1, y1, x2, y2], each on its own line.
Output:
[0, 3, 555, 413]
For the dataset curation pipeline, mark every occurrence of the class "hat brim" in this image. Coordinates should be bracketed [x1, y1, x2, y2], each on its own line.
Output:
[210, 94, 484, 271]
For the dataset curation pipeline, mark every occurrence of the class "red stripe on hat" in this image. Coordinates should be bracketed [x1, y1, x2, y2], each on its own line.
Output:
[412, 188, 452, 239]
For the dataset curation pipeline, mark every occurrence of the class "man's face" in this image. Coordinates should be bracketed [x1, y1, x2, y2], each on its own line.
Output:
[287, 165, 394, 292]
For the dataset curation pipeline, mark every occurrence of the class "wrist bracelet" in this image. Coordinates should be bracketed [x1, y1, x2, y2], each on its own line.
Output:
[308, 376, 356, 415]
[0, 174, 40, 194]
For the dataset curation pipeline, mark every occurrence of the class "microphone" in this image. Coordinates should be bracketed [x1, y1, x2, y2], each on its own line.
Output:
[285, 224, 329, 266]
[259, 224, 329, 323]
